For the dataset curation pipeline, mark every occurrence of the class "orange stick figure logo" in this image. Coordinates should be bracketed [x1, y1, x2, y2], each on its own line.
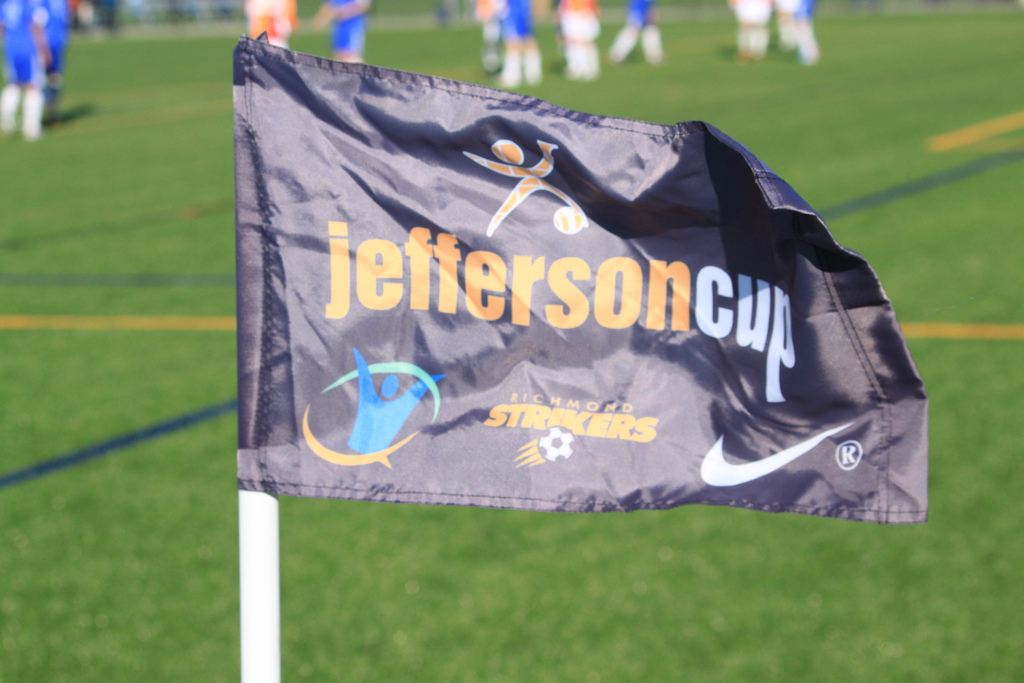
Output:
[464, 140, 590, 237]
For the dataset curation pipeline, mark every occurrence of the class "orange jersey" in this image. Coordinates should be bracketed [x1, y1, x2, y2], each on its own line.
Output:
[475, 0, 503, 21]
[561, 0, 597, 12]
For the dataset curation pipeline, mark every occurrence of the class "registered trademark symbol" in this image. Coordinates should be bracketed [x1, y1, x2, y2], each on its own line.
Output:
[835, 440, 864, 471]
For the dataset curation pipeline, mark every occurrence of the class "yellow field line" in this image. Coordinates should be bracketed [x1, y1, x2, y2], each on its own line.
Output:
[2, 316, 1023, 340]
[0, 315, 236, 331]
[927, 109, 1024, 152]
[900, 322, 1024, 341]
[954, 136, 1024, 154]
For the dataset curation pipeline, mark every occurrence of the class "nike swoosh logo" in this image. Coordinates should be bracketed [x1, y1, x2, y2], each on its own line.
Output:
[701, 423, 854, 487]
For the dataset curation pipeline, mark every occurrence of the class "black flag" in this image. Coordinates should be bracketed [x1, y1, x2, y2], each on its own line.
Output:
[234, 37, 927, 523]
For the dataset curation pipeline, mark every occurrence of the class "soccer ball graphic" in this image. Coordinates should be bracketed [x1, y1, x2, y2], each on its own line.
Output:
[553, 206, 587, 235]
[538, 427, 574, 461]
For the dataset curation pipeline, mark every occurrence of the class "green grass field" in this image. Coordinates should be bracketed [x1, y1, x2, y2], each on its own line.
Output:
[2, 9, 1023, 682]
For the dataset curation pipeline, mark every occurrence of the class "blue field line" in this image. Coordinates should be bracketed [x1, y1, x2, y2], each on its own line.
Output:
[0, 398, 238, 491]
[821, 147, 1024, 221]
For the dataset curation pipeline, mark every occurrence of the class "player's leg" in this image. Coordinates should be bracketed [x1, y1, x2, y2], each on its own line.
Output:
[44, 41, 65, 125]
[640, 23, 663, 65]
[608, 22, 639, 64]
[795, 20, 819, 65]
[22, 85, 44, 140]
[585, 40, 600, 79]
[738, 22, 770, 62]
[794, 0, 819, 64]
[583, 12, 601, 79]
[773, 0, 799, 51]
[499, 37, 523, 87]
[610, 0, 647, 64]
[523, 35, 542, 85]
[563, 11, 599, 80]
[498, 1, 528, 87]
[482, 17, 502, 72]
[3, 50, 45, 139]
[751, 23, 769, 60]
[1, 83, 21, 136]
[775, 12, 796, 51]
[734, 0, 770, 62]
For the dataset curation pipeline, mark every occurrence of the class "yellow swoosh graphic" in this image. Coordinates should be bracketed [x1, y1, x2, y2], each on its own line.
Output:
[302, 407, 416, 469]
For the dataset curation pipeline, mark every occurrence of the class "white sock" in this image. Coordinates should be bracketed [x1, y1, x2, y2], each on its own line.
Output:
[483, 20, 500, 46]
[797, 21, 820, 65]
[482, 20, 501, 71]
[524, 46, 542, 84]
[641, 25, 663, 64]
[751, 26, 769, 58]
[587, 43, 600, 79]
[499, 50, 522, 87]
[737, 26, 751, 57]
[22, 88, 44, 140]
[609, 25, 639, 63]
[565, 43, 582, 78]
[777, 15, 797, 51]
[1, 84, 20, 135]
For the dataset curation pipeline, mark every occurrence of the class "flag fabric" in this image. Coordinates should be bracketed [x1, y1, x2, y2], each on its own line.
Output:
[234, 36, 927, 523]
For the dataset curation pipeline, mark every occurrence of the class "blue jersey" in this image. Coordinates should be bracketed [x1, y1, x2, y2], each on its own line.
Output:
[1, 0, 47, 85]
[43, 0, 67, 45]
[2, 0, 44, 56]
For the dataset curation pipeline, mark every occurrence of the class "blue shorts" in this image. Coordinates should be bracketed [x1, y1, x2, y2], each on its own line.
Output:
[3, 50, 43, 87]
[331, 16, 366, 55]
[626, 0, 655, 27]
[501, 0, 532, 40]
[795, 0, 816, 20]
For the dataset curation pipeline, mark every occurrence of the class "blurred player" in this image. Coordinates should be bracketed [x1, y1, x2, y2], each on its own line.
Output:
[42, 0, 67, 124]
[246, 0, 297, 49]
[560, 0, 599, 80]
[497, 0, 541, 88]
[312, 0, 370, 63]
[793, 0, 819, 65]
[1, 0, 51, 141]
[475, 0, 503, 73]
[730, 0, 770, 62]
[608, 0, 663, 66]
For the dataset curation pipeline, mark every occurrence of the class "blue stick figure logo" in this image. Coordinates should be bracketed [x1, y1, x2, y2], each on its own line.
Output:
[302, 349, 445, 468]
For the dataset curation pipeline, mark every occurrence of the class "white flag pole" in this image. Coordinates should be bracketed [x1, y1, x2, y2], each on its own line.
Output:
[239, 489, 281, 683]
